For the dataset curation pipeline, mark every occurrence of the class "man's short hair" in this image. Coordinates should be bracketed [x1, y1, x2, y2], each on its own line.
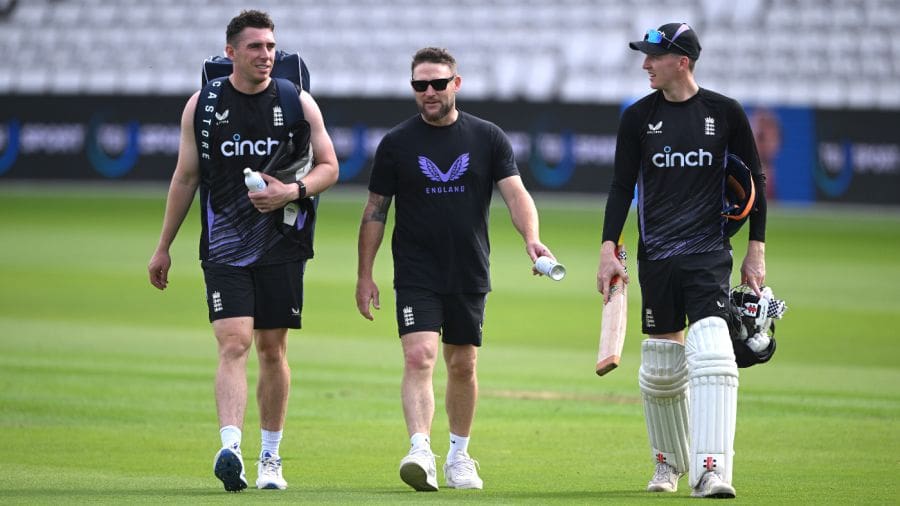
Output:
[226, 10, 274, 46]
[411, 47, 457, 76]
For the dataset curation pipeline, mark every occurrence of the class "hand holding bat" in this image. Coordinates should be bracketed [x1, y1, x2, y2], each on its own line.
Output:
[596, 239, 628, 376]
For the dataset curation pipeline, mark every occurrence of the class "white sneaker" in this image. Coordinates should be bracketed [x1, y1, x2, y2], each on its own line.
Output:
[256, 451, 288, 490]
[213, 444, 248, 492]
[691, 472, 736, 498]
[443, 453, 483, 489]
[399, 447, 438, 491]
[647, 462, 681, 492]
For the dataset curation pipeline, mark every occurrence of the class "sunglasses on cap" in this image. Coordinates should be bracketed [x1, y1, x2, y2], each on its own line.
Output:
[410, 76, 455, 92]
[644, 27, 691, 56]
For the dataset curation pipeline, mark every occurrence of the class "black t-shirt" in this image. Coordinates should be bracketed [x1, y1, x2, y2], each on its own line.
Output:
[602, 88, 767, 260]
[369, 111, 519, 293]
[199, 79, 307, 266]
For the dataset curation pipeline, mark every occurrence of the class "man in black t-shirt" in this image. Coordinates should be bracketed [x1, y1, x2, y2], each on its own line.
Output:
[597, 24, 768, 499]
[148, 10, 339, 493]
[356, 47, 556, 492]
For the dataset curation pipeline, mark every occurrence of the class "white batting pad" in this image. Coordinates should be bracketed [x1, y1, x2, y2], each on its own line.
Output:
[639, 338, 690, 474]
[685, 316, 739, 487]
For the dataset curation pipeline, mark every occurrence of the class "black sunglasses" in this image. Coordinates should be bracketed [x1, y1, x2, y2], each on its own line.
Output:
[410, 76, 455, 92]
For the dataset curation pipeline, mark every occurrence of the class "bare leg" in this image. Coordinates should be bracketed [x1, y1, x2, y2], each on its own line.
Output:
[441, 343, 484, 489]
[255, 328, 291, 431]
[400, 331, 439, 437]
[213, 317, 254, 429]
[398, 332, 441, 491]
[443, 343, 478, 437]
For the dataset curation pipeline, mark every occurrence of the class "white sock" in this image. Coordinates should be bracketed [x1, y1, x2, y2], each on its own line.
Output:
[447, 432, 470, 462]
[261, 429, 283, 457]
[410, 432, 430, 451]
[220, 425, 241, 449]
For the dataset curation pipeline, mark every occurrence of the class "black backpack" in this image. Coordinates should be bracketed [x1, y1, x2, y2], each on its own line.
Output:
[201, 49, 310, 91]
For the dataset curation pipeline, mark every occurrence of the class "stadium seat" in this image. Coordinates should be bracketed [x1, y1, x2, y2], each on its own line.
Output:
[0, 0, 897, 109]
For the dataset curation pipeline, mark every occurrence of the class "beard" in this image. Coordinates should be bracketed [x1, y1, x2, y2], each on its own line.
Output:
[417, 98, 454, 124]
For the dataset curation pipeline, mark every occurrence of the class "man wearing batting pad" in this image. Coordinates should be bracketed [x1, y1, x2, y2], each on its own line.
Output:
[596, 23, 768, 498]
[356, 47, 556, 492]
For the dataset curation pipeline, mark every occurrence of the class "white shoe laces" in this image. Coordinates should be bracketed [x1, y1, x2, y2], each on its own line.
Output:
[447, 454, 480, 477]
[408, 447, 439, 461]
[652, 463, 677, 483]
[259, 455, 282, 476]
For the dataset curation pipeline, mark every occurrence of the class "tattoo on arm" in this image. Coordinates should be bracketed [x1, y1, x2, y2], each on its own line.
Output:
[364, 194, 392, 224]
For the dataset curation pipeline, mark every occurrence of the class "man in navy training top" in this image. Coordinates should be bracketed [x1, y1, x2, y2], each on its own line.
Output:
[597, 23, 768, 499]
[148, 9, 338, 493]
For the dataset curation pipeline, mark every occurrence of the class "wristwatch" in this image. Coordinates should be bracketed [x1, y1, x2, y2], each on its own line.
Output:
[296, 180, 307, 199]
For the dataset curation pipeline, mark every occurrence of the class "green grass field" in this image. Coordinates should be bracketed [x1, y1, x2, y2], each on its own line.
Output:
[0, 185, 898, 504]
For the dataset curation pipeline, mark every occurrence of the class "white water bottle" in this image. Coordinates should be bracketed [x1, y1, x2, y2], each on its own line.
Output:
[243, 168, 266, 192]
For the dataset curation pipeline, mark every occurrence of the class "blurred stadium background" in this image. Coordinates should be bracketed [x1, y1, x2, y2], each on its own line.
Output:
[0, 0, 899, 205]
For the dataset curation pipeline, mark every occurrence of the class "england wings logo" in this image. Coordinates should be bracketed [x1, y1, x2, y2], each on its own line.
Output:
[418, 153, 469, 182]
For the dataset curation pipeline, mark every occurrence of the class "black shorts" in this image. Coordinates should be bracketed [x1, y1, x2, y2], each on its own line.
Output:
[637, 250, 732, 334]
[201, 260, 305, 329]
[394, 287, 486, 346]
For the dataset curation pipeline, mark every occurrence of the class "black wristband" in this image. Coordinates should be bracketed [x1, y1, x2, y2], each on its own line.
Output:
[296, 180, 307, 199]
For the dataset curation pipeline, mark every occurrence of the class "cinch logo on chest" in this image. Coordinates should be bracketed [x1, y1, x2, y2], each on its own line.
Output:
[651, 145, 713, 168]
[220, 133, 280, 157]
[419, 153, 469, 194]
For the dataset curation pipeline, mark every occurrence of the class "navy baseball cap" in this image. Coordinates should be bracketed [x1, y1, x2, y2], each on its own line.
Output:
[629, 23, 701, 60]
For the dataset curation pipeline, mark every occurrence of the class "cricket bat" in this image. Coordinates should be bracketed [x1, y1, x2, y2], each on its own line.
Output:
[596, 241, 627, 376]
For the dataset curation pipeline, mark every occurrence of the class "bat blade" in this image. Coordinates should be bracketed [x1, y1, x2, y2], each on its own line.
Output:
[596, 245, 627, 376]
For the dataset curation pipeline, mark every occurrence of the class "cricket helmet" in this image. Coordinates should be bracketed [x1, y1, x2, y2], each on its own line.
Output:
[721, 154, 756, 238]
[727, 284, 787, 367]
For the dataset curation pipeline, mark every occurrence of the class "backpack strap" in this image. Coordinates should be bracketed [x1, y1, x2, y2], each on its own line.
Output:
[194, 76, 228, 162]
[271, 77, 317, 244]
[273, 77, 303, 127]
